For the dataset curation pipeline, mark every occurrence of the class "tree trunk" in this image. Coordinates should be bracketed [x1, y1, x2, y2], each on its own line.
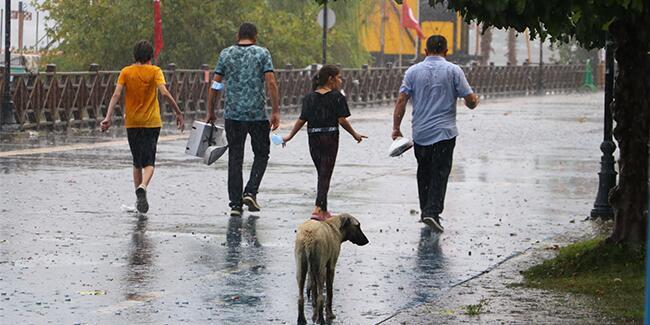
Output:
[479, 26, 492, 65]
[507, 28, 517, 65]
[608, 10, 650, 244]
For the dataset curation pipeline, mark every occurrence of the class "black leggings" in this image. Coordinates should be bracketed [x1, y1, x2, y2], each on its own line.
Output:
[309, 132, 339, 212]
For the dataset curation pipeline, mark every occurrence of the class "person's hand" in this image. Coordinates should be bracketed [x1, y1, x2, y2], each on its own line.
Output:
[353, 132, 367, 143]
[391, 128, 402, 140]
[205, 111, 216, 123]
[100, 118, 111, 132]
[270, 111, 280, 131]
[282, 135, 290, 148]
[176, 113, 185, 132]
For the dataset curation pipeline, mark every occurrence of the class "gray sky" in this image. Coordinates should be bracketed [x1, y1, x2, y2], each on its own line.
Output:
[0, 0, 49, 50]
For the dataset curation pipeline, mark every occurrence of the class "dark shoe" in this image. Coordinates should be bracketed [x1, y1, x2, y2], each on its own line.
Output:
[230, 206, 243, 217]
[242, 193, 261, 212]
[422, 216, 443, 232]
[135, 185, 149, 214]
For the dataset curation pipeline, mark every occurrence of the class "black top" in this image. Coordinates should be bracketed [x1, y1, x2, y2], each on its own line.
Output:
[299, 90, 351, 130]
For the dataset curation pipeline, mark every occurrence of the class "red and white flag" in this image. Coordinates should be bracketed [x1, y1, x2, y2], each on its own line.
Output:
[153, 0, 163, 62]
[401, 2, 424, 39]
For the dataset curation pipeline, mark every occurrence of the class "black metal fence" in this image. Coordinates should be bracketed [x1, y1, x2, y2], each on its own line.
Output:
[0, 63, 586, 129]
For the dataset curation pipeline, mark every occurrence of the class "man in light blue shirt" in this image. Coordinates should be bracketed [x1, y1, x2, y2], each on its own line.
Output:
[392, 35, 479, 232]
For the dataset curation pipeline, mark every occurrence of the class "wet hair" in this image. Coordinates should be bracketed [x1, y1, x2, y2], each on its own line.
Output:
[312, 65, 340, 91]
[426, 35, 448, 54]
[238, 23, 258, 40]
[133, 40, 154, 63]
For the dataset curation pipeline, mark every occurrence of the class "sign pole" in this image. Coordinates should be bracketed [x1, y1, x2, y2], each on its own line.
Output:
[321, 0, 327, 64]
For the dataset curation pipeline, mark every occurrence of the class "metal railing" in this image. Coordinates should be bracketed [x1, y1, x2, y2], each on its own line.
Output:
[0, 63, 586, 129]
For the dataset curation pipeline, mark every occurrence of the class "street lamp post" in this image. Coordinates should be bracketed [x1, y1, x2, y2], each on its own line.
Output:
[590, 35, 617, 219]
[2, 0, 13, 130]
[645, 120, 650, 325]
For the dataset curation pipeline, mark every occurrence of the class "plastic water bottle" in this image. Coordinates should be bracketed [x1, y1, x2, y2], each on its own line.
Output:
[271, 134, 284, 145]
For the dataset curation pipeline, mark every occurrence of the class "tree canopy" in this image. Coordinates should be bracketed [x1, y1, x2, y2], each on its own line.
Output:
[38, 0, 371, 70]
[387, 0, 644, 50]
[418, 0, 649, 244]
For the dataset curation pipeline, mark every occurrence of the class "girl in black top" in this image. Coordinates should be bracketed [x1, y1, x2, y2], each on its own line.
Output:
[283, 65, 366, 220]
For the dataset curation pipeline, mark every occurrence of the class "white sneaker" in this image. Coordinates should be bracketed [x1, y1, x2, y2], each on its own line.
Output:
[422, 216, 443, 232]
[135, 185, 149, 214]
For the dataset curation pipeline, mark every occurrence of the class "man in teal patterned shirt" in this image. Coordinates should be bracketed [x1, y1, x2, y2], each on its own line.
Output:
[206, 22, 280, 217]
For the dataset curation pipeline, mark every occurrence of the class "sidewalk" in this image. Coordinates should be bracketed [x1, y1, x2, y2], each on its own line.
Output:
[380, 223, 617, 325]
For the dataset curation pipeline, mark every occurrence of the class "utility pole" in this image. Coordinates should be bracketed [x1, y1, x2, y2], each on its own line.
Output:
[0, 9, 3, 53]
[537, 37, 544, 94]
[35, 11, 39, 51]
[379, 0, 386, 66]
[2, 0, 14, 130]
[18, 2, 24, 53]
[475, 23, 480, 57]
[524, 29, 532, 64]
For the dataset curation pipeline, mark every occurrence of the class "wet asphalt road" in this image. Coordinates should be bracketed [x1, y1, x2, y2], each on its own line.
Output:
[0, 93, 605, 324]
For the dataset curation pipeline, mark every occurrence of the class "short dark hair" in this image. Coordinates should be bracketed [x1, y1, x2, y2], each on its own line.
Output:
[426, 35, 447, 54]
[133, 40, 153, 63]
[238, 23, 258, 40]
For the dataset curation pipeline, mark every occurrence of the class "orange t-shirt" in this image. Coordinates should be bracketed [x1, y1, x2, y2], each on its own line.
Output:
[117, 64, 166, 128]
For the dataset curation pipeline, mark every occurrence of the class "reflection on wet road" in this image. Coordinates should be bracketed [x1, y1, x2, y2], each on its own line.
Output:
[0, 93, 605, 324]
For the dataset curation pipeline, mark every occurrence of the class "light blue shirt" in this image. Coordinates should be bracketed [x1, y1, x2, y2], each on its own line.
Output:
[399, 56, 473, 146]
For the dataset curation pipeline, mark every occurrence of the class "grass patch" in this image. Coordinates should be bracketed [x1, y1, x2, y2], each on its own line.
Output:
[464, 299, 489, 316]
[523, 237, 645, 321]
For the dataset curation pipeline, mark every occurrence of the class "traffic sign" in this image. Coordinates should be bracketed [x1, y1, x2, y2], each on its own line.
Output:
[317, 8, 335, 29]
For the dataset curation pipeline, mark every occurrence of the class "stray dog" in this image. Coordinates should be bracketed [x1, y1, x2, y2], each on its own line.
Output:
[295, 213, 369, 324]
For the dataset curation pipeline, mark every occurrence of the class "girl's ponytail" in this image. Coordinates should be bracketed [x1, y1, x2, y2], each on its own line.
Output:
[311, 65, 340, 91]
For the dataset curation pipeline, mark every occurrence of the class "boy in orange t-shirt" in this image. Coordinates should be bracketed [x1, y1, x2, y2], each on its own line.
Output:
[101, 40, 184, 214]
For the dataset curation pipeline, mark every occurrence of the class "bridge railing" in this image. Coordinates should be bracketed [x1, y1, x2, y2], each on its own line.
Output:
[0, 63, 586, 129]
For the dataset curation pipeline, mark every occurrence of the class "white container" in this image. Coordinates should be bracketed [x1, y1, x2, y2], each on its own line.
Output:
[185, 121, 226, 157]
[388, 137, 413, 157]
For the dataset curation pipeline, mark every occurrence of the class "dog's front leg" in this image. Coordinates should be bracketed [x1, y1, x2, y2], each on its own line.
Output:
[325, 264, 336, 321]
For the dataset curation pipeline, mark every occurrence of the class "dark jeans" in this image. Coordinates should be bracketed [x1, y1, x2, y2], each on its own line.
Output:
[225, 119, 270, 208]
[309, 132, 339, 212]
[414, 137, 456, 217]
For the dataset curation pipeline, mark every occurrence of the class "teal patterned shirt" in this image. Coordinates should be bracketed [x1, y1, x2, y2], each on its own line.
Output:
[214, 44, 274, 121]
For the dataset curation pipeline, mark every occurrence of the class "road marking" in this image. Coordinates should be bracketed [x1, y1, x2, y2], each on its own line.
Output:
[0, 134, 189, 158]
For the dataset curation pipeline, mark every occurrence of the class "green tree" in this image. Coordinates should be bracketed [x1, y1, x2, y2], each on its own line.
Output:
[38, 0, 370, 70]
[413, 0, 648, 244]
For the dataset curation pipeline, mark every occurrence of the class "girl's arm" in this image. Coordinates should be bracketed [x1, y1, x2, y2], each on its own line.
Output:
[283, 119, 307, 143]
[338, 117, 367, 143]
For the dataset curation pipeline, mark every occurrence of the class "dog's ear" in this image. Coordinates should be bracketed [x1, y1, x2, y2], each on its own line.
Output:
[339, 214, 351, 230]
